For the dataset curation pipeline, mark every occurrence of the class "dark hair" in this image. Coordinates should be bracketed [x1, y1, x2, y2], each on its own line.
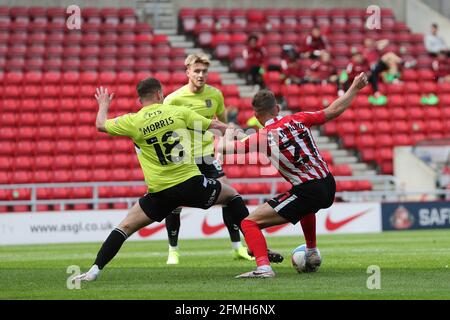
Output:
[252, 89, 277, 115]
[432, 23, 438, 28]
[249, 34, 258, 42]
[136, 77, 162, 99]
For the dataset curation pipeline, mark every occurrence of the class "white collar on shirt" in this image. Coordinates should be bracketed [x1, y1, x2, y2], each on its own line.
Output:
[264, 115, 283, 127]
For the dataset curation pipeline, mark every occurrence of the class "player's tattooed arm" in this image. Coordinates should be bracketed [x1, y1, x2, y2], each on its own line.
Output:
[323, 72, 368, 122]
[95, 86, 115, 132]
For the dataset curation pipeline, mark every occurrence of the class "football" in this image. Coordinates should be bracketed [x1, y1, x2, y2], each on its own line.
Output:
[291, 244, 307, 273]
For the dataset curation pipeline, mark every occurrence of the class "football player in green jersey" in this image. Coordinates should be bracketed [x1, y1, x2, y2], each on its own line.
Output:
[75, 78, 252, 281]
[162, 53, 253, 264]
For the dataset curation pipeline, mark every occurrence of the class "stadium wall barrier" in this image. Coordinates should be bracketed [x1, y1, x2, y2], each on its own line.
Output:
[0, 203, 382, 245]
[394, 147, 438, 201]
[381, 201, 450, 231]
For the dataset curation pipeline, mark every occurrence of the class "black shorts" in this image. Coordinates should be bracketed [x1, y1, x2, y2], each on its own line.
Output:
[139, 175, 222, 222]
[268, 174, 336, 224]
[196, 155, 225, 179]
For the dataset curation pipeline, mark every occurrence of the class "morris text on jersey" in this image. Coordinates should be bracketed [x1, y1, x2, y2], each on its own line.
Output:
[139, 117, 174, 135]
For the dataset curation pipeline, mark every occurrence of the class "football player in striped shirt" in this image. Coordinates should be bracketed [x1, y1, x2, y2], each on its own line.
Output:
[220, 72, 369, 278]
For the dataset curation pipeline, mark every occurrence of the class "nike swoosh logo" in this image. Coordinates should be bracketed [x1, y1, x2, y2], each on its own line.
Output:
[202, 217, 226, 235]
[138, 213, 189, 238]
[325, 209, 372, 231]
[138, 223, 166, 237]
[265, 223, 290, 234]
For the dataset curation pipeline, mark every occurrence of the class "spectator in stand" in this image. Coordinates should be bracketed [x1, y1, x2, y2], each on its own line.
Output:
[243, 34, 266, 88]
[369, 50, 416, 105]
[280, 45, 307, 85]
[432, 50, 450, 83]
[344, 41, 416, 105]
[424, 23, 449, 57]
[304, 26, 330, 59]
[360, 38, 394, 105]
[226, 106, 239, 125]
[340, 51, 370, 94]
[304, 51, 338, 84]
[362, 38, 390, 70]
[437, 154, 450, 197]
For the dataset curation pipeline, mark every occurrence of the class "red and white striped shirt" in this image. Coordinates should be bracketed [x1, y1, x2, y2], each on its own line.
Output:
[235, 111, 330, 185]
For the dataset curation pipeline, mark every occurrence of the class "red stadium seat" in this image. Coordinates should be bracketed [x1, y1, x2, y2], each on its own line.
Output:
[0, 171, 10, 184]
[55, 140, 74, 154]
[73, 187, 92, 198]
[360, 147, 375, 162]
[1, 112, 17, 126]
[401, 69, 418, 81]
[33, 170, 52, 183]
[390, 107, 408, 120]
[99, 71, 116, 84]
[408, 107, 424, 120]
[37, 126, 56, 140]
[53, 155, 74, 169]
[392, 133, 413, 146]
[336, 181, 356, 192]
[1, 127, 16, 141]
[12, 171, 31, 184]
[377, 134, 394, 148]
[333, 164, 352, 176]
[375, 121, 395, 134]
[354, 180, 372, 191]
[12, 205, 31, 213]
[34, 156, 53, 170]
[15, 140, 34, 155]
[417, 70, 435, 81]
[356, 134, 376, 149]
[13, 156, 33, 171]
[427, 120, 444, 133]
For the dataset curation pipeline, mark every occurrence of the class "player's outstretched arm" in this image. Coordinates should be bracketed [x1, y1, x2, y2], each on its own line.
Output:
[211, 120, 249, 156]
[95, 86, 115, 132]
[323, 72, 368, 122]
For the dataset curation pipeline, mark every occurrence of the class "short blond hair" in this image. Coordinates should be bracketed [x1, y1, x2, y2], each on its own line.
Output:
[185, 53, 211, 68]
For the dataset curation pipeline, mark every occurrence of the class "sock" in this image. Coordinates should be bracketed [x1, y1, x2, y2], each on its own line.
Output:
[165, 208, 181, 247]
[225, 195, 250, 233]
[222, 205, 241, 242]
[300, 213, 317, 249]
[307, 248, 319, 254]
[241, 219, 270, 267]
[94, 228, 128, 270]
[169, 245, 178, 251]
[257, 265, 273, 272]
[231, 241, 242, 250]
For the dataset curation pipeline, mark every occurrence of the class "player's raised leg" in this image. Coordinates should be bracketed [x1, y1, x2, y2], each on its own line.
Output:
[214, 181, 283, 264]
[165, 208, 182, 264]
[300, 213, 322, 272]
[236, 204, 288, 278]
[75, 201, 153, 282]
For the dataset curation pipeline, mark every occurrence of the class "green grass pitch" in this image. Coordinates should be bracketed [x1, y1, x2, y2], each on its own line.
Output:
[1, 229, 449, 300]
